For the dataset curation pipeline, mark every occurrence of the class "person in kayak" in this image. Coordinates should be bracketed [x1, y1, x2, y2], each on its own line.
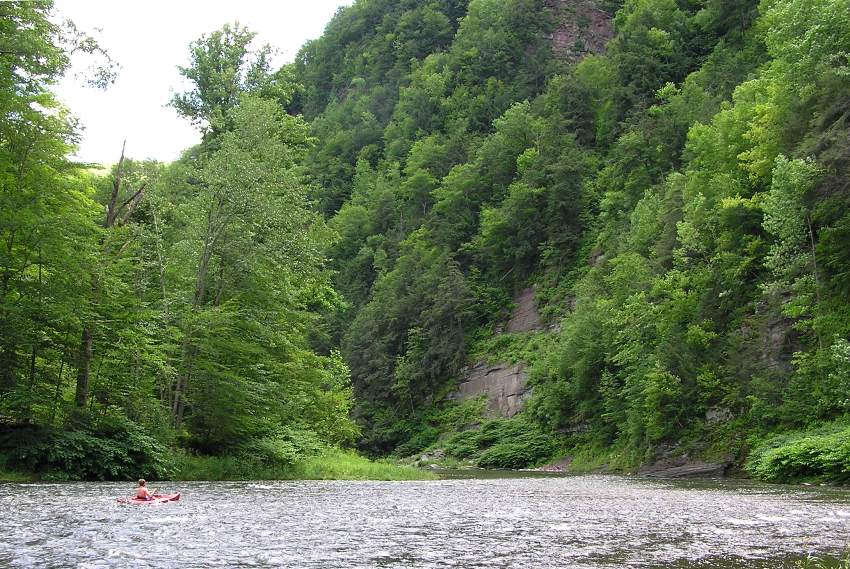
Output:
[135, 479, 155, 501]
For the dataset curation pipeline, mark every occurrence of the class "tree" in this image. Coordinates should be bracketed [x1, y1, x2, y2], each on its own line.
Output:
[170, 23, 295, 138]
[74, 143, 148, 409]
[761, 155, 824, 334]
[168, 95, 324, 437]
[0, 0, 114, 418]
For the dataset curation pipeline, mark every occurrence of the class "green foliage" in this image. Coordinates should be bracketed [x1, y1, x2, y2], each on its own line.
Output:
[172, 448, 434, 481]
[761, 156, 824, 331]
[297, 0, 850, 471]
[289, 449, 436, 481]
[343, 240, 476, 452]
[793, 551, 850, 569]
[564, 439, 645, 473]
[391, 397, 488, 458]
[746, 421, 850, 483]
[170, 23, 295, 136]
[6, 0, 850, 480]
[0, 412, 173, 481]
[441, 418, 557, 468]
[0, 16, 362, 479]
[241, 428, 327, 467]
[468, 331, 558, 367]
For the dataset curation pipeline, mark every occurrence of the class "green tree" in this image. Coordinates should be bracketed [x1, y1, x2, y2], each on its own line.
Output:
[170, 23, 294, 138]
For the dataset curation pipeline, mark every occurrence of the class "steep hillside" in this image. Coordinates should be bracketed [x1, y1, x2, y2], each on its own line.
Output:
[298, 0, 850, 481]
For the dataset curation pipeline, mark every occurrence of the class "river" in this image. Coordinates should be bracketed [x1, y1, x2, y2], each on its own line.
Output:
[1, 475, 848, 568]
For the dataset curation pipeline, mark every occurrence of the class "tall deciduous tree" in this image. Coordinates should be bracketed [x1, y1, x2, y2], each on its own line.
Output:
[170, 23, 295, 138]
[0, 0, 113, 416]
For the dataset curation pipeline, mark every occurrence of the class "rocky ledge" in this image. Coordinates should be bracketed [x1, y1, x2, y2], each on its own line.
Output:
[638, 460, 730, 479]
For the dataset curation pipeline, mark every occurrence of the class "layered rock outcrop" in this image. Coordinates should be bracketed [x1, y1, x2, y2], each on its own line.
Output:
[506, 287, 544, 333]
[449, 362, 531, 418]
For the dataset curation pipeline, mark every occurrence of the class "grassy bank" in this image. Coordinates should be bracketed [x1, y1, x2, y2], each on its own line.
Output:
[1, 444, 435, 482]
[173, 449, 436, 481]
[793, 550, 850, 568]
[0, 467, 34, 482]
[0, 454, 35, 482]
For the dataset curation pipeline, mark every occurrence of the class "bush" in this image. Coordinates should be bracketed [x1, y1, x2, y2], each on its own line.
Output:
[0, 410, 173, 481]
[240, 428, 327, 467]
[477, 440, 551, 469]
[443, 430, 481, 458]
[386, 398, 486, 459]
[746, 422, 850, 483]
[440, 417, 557, 468]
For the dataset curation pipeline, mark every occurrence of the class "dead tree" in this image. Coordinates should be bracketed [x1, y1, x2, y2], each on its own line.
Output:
[74, 141, 146, 408]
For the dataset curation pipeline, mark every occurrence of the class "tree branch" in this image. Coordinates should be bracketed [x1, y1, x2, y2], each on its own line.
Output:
[116, 182, 146, 224]
[105, 140, 126, 228]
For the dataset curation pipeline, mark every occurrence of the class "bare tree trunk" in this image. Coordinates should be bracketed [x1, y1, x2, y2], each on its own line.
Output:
[28, 346, 36, 389]
[24, 248, 43, 420]
[74, 327, 93, 408]
[807, 215, 823, 350]
[50, 352, 66, 426]
[171, 199, 221, 428]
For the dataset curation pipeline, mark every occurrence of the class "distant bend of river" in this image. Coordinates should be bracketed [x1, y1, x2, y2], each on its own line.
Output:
[1, 475, 849, 568]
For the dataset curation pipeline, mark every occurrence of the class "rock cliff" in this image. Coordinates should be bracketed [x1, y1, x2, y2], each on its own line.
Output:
[546, 0, 614, 61]
[449, 361, 531, 417]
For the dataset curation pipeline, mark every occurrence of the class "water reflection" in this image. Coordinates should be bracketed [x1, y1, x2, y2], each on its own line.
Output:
[1, 475, 848, 568]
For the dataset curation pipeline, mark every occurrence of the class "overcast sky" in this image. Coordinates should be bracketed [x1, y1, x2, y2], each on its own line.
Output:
[53, 0, 351, 165]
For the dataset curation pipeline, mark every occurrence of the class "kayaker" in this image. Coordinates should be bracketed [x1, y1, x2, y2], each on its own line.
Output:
[135, 479, 155, 501]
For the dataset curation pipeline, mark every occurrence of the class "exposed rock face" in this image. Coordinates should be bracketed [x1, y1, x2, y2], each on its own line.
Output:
[640, 461, 729, 479]
[638, 450, 731, 479]
[546, 0, 614, 61]
[759, 315, 797, 375]
[705, 407, 734, 425]
[507, 287, 544, 333]
[449, 361, 531, 418]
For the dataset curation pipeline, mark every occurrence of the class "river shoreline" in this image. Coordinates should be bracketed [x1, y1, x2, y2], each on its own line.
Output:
[0, 449, 435, 484]
[4, 463, 847, 487]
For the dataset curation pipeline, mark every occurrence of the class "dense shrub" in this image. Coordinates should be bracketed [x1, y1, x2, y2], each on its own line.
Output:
[0, 411, 173, 481]
[240, 428, 327, 467]
[386, 398, 487, 459]
[746, 422, 850, 483]
[441, 418, 557, 468]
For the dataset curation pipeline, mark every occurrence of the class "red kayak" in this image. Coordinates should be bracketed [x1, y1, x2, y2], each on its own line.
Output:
[118, 492, 181, 505]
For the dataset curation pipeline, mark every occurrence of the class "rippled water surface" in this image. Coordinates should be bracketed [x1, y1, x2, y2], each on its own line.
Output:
[1, 475, 849, 568]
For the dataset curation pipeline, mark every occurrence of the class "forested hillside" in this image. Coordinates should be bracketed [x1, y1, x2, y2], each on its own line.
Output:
[2, 0, 849, 483]
[294, 0, 850, 481]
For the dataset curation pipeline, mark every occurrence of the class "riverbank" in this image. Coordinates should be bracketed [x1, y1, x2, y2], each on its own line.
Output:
[404, 417, 850, 486]
[0, 448, 435, 483]
[1, 454, 433, 483]
[173, 449, 436, 481]
[0, 467, 34, 483]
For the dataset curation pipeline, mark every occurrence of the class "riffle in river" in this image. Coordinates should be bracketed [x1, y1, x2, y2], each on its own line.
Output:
[1, 475, 849, 568]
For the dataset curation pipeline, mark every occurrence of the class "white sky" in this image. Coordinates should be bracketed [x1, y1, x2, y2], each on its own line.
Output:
[53, 0, 351, 165]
